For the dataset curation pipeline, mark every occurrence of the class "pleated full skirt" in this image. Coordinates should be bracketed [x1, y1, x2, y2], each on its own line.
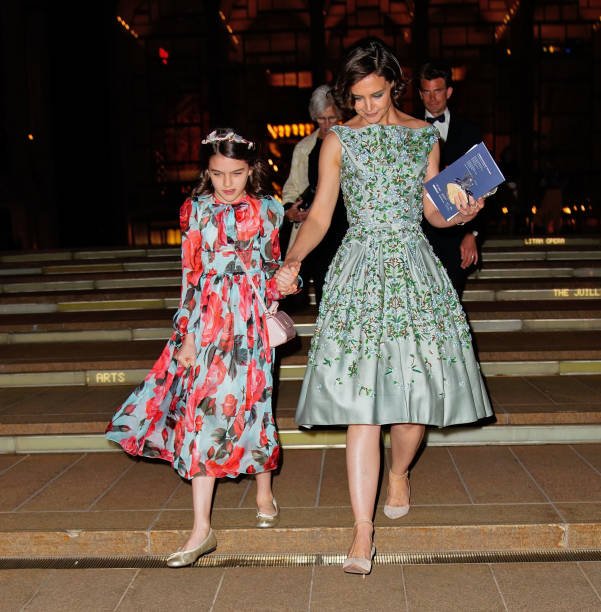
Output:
[295, 226, 493, 428]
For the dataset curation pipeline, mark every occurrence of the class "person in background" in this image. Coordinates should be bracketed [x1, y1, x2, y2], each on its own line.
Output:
[282, 84, 348, 307]
[418, 61, 483, 298]
[106, 128, 298, 568]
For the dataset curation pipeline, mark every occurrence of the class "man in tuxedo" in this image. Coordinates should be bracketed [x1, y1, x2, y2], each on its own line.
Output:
[418, 61, 483, 298]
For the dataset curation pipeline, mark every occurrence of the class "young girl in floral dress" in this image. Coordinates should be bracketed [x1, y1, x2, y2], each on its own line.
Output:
[106, 128, 299, 567]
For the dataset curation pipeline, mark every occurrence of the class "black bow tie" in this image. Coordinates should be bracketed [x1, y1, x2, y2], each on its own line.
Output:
[426, 114, 445, 124]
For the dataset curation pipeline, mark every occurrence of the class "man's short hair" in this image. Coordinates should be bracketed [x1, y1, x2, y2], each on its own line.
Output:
[418, 61, 453, 88]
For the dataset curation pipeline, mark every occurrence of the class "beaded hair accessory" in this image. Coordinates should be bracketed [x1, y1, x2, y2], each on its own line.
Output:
[201, 130, 254, 149]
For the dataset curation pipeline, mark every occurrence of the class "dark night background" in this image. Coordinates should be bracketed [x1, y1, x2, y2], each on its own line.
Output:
[1, 0, 599, 250]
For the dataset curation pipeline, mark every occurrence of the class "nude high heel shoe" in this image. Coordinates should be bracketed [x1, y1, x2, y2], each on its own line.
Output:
[342, 519, 376, 575]
[383, 470, 410, 519]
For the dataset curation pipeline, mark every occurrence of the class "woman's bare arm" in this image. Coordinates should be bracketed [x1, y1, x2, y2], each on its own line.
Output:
[284, 132, 342, 265]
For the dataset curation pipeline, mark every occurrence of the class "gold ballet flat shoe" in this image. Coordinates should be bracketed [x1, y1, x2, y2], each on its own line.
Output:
[256, 498, 280, 528]
[383, 470, 410, 520]
[343, 519, 376, 576]
[166, 529, 217, 568]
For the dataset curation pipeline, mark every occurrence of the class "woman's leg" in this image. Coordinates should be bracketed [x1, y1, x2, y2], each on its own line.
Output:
[387, 423, 425, 505]
[346, 424, 381, 558]
[180, 475, 216, 550]
[255, 470, 276, 515]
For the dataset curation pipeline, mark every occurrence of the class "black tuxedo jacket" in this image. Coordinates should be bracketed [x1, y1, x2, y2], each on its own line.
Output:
[422, 111, 483, 295]
[440, 114, 482, 168]
[426, 112, 483, 239]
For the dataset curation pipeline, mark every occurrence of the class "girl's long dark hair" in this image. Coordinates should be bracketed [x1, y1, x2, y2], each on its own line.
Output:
[332, 37, 407, 116]
[192, 127, 272, 198]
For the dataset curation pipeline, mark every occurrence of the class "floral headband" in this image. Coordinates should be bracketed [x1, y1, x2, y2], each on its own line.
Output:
[201, 130, 254, 149]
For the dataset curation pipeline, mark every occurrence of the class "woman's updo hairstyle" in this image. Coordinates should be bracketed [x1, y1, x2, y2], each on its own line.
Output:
[332, 37, 407, 116]
[192, 127, 271, 198]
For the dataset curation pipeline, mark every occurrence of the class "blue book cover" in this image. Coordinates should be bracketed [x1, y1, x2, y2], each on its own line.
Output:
[424, 142, 506, 221]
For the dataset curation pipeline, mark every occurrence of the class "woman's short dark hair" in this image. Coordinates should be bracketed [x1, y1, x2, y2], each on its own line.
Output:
[332, 37, 407, 115]
[192, 127, 272, 197]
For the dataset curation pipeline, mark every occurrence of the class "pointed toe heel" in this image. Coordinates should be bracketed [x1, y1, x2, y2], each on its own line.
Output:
[342, 544, 376, 576]
[343, 519, 375, 576]
[383, 470, 410, 520]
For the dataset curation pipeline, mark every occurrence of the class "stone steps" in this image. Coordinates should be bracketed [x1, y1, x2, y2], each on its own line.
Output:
[1, 242, 601, 559]
[2, 375, 601, 435]
[1, 240, 601, 451]
[1, 300, 601, 342]
[1, 331, 601, 384]
[1, 445, 600, 558]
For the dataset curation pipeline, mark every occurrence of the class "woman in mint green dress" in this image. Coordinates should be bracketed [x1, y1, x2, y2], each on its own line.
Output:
[277, 37, 493, 575]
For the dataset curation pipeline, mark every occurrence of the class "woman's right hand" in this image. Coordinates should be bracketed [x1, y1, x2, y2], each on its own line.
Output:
[175, 334, 196, 369]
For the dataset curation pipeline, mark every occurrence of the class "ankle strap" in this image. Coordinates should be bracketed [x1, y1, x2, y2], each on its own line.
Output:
[389, 470, 409, 480]
[353, 519, 373, 527]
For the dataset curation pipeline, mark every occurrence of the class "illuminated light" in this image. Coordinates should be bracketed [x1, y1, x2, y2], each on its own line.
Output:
[218, 11, 238, 46]
[267, 123, 315, 140]
[581, 205, 586, 211]
[159, 47, 169, 65]
[543, 46, 548, 52]
[549, 45, 555, 53]
[531, 206, 537, 215]
[273, 165, 279, 172]
[116, 15, 139, 39]
[27, 133, 34, 141]
[501, 207, 509, 214]
[506, 48, 512, 55]
[267, 70, 313, 89]
[166, 229, 181, 246]
[572, 205, 577, 211]
[495, 0, 520, 42]
[562, 207, 572, 214]
[268, 159, 273, 166]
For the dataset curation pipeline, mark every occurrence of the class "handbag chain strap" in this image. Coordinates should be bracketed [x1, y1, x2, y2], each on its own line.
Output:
[234, 251, 271, 316]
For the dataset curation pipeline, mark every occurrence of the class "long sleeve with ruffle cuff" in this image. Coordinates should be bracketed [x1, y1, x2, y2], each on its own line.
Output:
[172, 198, 203, 348]
[260, 199, 304, 303]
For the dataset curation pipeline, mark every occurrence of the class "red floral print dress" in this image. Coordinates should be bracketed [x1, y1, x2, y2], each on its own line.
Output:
[106, 194, 284, 480]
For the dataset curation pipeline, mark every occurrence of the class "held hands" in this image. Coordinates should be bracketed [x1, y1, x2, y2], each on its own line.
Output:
[284, 198, 309, 224]
[175, 334, 195, 369]
[275, 260, 301, 296]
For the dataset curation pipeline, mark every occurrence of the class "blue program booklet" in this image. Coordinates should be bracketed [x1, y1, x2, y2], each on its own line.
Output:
[424, 142, 505, 221]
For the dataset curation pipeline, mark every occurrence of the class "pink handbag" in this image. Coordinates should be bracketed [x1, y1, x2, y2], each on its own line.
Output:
[265, 303, 296, 347]
[236, 253, 297, 348]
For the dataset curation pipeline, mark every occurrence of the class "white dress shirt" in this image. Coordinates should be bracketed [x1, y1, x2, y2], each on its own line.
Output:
[425, 107, 450, 143]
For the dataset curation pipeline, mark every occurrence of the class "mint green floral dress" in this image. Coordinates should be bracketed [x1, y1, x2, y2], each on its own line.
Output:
[295, 124, 493, 427]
